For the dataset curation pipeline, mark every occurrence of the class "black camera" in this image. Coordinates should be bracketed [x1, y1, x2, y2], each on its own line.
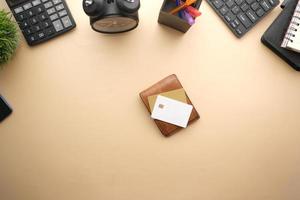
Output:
[83, 0, 140, 34]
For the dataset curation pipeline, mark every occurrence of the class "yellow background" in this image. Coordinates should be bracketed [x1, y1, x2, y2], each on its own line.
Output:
[1, 0, 300, 200]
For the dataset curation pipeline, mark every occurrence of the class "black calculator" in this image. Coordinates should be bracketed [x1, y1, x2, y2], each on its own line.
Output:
[6, 0, 76, 46]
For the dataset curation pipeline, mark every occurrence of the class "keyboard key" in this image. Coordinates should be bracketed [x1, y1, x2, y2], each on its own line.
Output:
[226, 0, 235, 7]
[50, 13, 59, 21]
[232, 6, 240, 14]
[53, 19, 64, 32]
[234, 18, 240, 26]
[44, 2, 53, 9]
[235, 0, 244, 5]
[36, 6, 45, 13]
[58, 10, 67, 17]
[230, 21, 238, 28]
[55, 4, 65, 11]
[212, 0, 224, 8]
[220, 6, 229, 15]
[251, 2, 260, 10]
[246, 0, 255, 4]
[240, 3, 249, 11]
[42, 0, 49, 2]
[260, 0, 271, 11]
[61, 16, 72, 28]
[268, 0, 276, 6]
[32, 0, 42, 6]
[237, 13, 252, 28]
[53, 0, 62, 4]
[23, 3, 32, 10]
[47, 8, 56, 15]
[14, 7, 24, 14]
[236, 24, 246, 35]
[225, 11, 236, 22]
[256, 8, 265, 16]
[246, 10, 258, 22]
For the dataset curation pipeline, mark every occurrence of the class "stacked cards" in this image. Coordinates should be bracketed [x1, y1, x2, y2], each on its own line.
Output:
[148, 89, 193, 128]
[140, 74, 200, 136]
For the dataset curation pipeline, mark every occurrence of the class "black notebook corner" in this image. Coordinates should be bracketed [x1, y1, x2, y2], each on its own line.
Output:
[261, 0, 300, 71]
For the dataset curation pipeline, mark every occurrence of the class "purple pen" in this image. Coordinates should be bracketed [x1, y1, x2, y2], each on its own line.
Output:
[182, 10, 195, 25]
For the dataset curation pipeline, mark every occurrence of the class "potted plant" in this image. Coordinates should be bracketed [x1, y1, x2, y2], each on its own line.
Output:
[0, 10, 18, 67]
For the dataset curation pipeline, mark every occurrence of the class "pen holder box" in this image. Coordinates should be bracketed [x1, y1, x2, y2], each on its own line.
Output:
[158, 0, 202, 33]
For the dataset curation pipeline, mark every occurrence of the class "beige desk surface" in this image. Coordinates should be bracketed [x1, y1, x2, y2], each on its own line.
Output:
[1, 1, 300, 200]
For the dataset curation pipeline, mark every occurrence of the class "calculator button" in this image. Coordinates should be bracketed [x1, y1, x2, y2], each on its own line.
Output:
[37, 32, 45, 39]
[23, 28, 32, 35]
[237, 13, 252, 28]
[17, 13, 27, 21]
[29, 17, 38, 25]
[31, 25, 41, 32]
[32, 0, 42, 6]
[61, 16, 72, 28]
[46, 27, 55, 35]
[47, 8, 56, 15]
[28, 34, 38, 42]
[58, 10, 67, 17]
[44, 2, 53, 9]
[14, 7, 24, 14]
[55, 4, 65, 11]
[53, 19, 64, 32]
[50, 13, 59, 21]
[21, 21, 30, 29]
[35, 26, 41, 32]
[28, 10, 35, 17]
[39, 13, 47, 21]
[53, 0, 62, 4]
[42, 20, 51, 28]
[23, 3, 33, 10]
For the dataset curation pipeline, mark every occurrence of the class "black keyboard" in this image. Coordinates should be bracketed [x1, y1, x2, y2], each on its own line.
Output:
[6, 0, 76, 46]
[206, 0, 279, 38]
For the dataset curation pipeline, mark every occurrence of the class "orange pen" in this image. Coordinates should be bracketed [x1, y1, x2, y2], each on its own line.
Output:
[169, 0, 197, 15]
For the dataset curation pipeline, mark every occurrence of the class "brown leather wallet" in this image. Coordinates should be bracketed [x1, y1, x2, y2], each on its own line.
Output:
[140, 74, 200, 137]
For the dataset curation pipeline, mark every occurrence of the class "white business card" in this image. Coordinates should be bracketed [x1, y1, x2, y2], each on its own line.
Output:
[151, 95, 193, 128]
